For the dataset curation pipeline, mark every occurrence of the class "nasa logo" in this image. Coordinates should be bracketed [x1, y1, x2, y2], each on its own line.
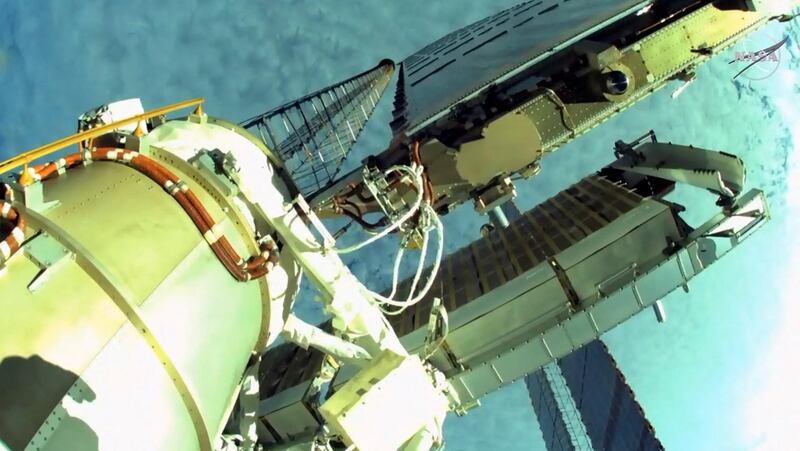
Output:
[729, 32, 789, 81]
[733, 50, 779, 63]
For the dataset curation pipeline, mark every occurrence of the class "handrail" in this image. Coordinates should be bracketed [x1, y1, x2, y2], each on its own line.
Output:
[0, 97, 204, 176]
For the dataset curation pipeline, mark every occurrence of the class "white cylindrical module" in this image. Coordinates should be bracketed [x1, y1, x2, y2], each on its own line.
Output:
[0, 114, 300, 451]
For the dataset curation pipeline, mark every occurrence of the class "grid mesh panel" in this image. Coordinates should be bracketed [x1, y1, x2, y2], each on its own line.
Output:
[242, 60, 394, 196]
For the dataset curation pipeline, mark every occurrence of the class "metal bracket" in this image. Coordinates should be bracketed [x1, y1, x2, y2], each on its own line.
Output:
[1, 173, 60, 213]
[652, 300, 667, 323]
[613, 129, 657, 162]
[547, 257, 581, 309]
[452, 398, 481, 417]
[611, 139, 745, 199]
[362, 165, 425, 245]
[303, 355, 341, 417]
[188, 150, 241, 197]
[596, 262, 638, 298]
[290, 195, 336, 251]
[362, 165, 411, 224]
[24, 232, 74, 292]
[473, 177, 516, 214]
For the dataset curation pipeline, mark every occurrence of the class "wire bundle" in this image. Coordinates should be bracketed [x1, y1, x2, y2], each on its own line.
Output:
[0, 184, 25, 266]
[373, 201, 444, 316]
[330, 163, 445, 316]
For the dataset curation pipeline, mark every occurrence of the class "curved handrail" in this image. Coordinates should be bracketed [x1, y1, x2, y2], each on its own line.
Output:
[0, 97, 204, 176]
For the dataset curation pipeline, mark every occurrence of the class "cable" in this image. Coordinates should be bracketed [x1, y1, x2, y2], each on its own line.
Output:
[373, 203, 444, 315]
[333, 164, 424, 254]
[374, 229, 432, 314]
[338, 202, 385, 231]
[386, 241, 407, 301]
[404, 223, 430, 304]
[0, 183, 25, 266]
[297, 160, 443, 316]
[411, 140, 433, 204]
[542, 87, 577, 137]
[412, 205, 444, 305]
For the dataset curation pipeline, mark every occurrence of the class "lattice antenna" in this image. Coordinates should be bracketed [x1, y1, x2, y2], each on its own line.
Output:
[241, 59, 395, 196]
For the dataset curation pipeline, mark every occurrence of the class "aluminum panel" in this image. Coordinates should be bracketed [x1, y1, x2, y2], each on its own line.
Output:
[44, 322, 199, 450]
[634, 259, 686, 304]
[492, 338, 553, 383]
[445, 255, 557, 328]
[557, 201, 680, 302]
[259, 383, 310, 414]
[40, 163, 201, 306]
[589, 287, 640, 332]
[541, 325, 575, 360]
[555, 200, 666, 270]
[0, 252, 127, 446]
[264, 403, 319, 443]
[140, 241, 264, 439]
[676, 249, 697, 280]
[445, 276, 568, 364]
[457, 366, 503, 401]
[561, 312, 597, 349]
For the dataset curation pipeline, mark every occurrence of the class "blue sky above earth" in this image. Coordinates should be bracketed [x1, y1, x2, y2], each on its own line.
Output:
[1, 1, 799, 450]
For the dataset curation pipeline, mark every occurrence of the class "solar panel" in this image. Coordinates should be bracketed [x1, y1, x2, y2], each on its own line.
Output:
[396, 0, 650, 133]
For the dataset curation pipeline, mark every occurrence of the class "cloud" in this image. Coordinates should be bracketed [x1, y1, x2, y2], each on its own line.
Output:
[737, 51, 800, 451]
